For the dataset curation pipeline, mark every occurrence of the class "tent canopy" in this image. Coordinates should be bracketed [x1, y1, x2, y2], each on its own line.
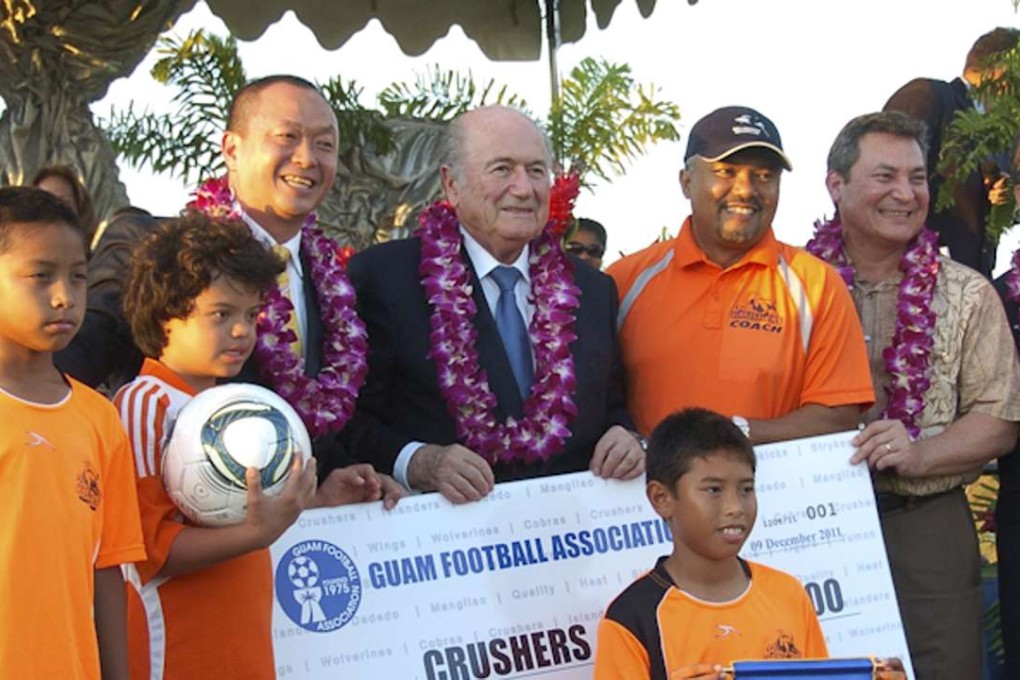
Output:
[0, 0, 664, 222]
[205, 0, 660, 60]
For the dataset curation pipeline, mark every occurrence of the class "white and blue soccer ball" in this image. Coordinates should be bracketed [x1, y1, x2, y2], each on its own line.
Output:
[287, 556, 320, 589]
[162, 383, 311, 527]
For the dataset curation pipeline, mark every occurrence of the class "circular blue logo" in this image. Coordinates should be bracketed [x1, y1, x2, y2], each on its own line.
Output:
[275, 540, 362, 633]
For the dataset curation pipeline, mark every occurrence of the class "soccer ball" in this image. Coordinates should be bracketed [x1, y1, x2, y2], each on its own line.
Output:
[287, 556, 320, 589]
[162, 383, 310, 527]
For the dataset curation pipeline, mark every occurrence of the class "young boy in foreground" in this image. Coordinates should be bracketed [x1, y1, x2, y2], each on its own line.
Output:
[115, 213, 399, 679]
[0, 187, 146, 679]
[594, 408, 827, 679]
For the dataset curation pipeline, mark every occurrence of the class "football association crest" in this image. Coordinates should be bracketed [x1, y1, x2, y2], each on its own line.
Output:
[275, 540, 362, 633]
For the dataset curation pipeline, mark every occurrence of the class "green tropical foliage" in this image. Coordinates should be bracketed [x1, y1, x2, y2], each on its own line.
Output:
[102, 30, 393, 184]
[317, 77, 395, 156]
[549, 57, 681, 184]
[378, 65, 529, 121]
[100, 29, 682, 190]
[104, 31, 245, 183]
[937, 45, 1020, 240]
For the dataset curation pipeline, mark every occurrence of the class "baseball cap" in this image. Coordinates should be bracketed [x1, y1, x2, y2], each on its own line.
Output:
[684, 106, 793, 171]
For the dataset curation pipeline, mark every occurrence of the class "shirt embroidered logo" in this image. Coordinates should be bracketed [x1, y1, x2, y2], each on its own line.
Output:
[25, 431, 54, 449]
[75, 463, 102, 511]
[729, 293, 785, 334]
[765, 631, 802, 659]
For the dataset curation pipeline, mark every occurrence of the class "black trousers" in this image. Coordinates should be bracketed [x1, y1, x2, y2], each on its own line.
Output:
[997, 446, 1020, 680]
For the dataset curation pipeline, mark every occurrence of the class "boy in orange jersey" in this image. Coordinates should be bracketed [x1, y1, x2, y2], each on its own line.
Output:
[593, 408, 827, 679]
[0, 187, 146, 679]
[114, 213, 401, 679]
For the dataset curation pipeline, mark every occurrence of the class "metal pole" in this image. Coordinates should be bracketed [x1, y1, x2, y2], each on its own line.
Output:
[544, 0, 562, 164]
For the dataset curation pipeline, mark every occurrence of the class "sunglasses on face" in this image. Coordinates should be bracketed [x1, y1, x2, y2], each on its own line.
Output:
[565, 242, 606, 258]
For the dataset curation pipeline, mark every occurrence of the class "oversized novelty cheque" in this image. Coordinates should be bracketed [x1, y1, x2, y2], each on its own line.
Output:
[270, 431, 914, 679]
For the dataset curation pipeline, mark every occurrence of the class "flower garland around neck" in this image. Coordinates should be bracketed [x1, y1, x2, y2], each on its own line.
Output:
[187, 176, 368, 439]
[1006, 247, 1020, 303]
[806, 214, 939, 439]
[416, 175, 582, 465]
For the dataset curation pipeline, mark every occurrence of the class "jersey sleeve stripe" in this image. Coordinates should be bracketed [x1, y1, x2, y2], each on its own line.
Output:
[115, 381, 148, 478]
[116, 380, 168, 479]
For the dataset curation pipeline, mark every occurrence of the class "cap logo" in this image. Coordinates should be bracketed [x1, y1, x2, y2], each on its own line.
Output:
[732, 113, 767, 137]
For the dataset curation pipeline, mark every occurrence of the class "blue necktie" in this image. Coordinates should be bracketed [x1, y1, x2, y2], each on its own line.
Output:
[490, 266, 534, 399]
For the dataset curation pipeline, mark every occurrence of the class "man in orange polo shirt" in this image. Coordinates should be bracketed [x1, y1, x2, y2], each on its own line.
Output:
[608, 106, 873, 442]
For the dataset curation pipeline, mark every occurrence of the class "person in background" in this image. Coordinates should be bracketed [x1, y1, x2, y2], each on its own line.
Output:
[884, 27, 1020, 277]
[31, 164, 98, 248]
[992, 132, 1020, 680]
[564, 217, 608, 269]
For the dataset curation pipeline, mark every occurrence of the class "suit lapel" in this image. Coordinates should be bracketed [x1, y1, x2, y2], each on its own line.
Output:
[464, 247, 525, 419]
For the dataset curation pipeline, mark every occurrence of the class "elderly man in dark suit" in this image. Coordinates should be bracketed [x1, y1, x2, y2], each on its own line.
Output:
[346, 106, 643, 504]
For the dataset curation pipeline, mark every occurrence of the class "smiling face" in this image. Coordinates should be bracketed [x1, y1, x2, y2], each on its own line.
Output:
[649, 449, 757, 564]
[681, 148, 782, 268]
[441, 107, 551, 264]
[0, 221, 86, 358]
[827, 131, 928, 253]
[222, 81, 338, 243]
[159, 275, 262, 393]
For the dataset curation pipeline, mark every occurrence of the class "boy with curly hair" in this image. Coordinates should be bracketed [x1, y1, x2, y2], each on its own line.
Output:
[115, 212, 397, 679]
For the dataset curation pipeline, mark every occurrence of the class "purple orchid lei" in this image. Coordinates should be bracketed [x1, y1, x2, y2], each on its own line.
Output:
[188, 176, 368, 439]
[806, 215, 939, 439]
[1007, 249, 1020, 302]
[416, 201, 581, 465]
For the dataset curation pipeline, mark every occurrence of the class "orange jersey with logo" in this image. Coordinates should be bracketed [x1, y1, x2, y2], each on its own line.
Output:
[114, 359, 274, 680]
[594, 558, 828, 679]
[608, 220, 873, 435]
[0, 380, 145, 679]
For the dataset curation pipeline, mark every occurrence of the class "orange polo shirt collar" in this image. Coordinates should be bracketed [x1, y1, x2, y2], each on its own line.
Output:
[673, 216, 780, 271]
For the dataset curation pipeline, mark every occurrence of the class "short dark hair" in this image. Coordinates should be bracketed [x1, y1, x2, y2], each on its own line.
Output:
[566, 217, 607, 247]
[826, 111, 929, 180]
[0, 186, 83, 254]
[227, 75, 326, 134]
[124, 211, 283, 358]
[646, 408, 756, 491]
[30, 165, 97, 243]
[966, 27, 1020, 74]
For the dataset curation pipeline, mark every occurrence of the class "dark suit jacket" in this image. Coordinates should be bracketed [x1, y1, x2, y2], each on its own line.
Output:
[884, 77, 997, 276]
[344, 236, 632, 484]
[993, 273, 1020, 679]
[55, 211, 346, 475]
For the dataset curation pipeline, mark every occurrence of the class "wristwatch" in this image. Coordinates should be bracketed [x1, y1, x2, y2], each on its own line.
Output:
[632, 432, 649, 451]
[732, 415, 751, 439]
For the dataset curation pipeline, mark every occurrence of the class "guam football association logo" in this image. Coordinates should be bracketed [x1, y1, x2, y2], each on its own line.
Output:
[275, 540, 361, 633]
